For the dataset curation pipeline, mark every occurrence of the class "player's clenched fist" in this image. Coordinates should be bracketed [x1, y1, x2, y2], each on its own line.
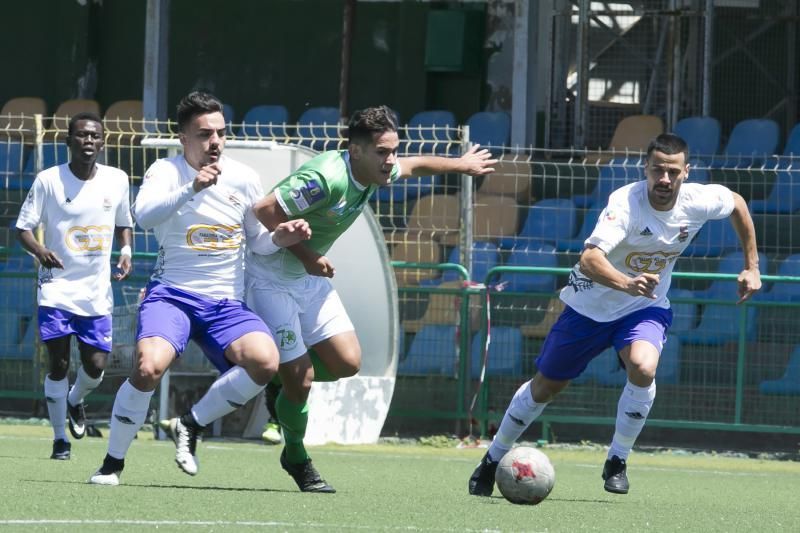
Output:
[193, 162, 221, 192]
[272, 219, 312, 248]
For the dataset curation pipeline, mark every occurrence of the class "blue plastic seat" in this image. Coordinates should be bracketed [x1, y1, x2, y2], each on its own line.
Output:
[578, 347, 627, 387]
[237, 104, 289, 139]
[693, 251, 769, 299]
[22, 142, 69, 176]
[683, 218, 740, 257]
[667, 289, 698, 333]
[466, 111, 510, 153]
[470, 326, 523, 378]
[573, 156, 643, 209]
[397, 324, 459, 376]
[687, 159, 710, 184]
[657, 334, 681, 385]
[759, 347, 800, 395]
[422, 241, 499, 287]
[674, 117, 721, 158]
[403, 110, 457, 156]
[555, 207, 602, 253]
[497, 244, 558, 294]
[375, 175, 441, 202]
[781, 122, 800, 157]
[297, 106, 341, 152]
[0, 141, 26, 186]
[749, 160, 800, 214]
[710, 119, 780, 168]
[758, 253, 800, 302]
[499, 199, 577, 250]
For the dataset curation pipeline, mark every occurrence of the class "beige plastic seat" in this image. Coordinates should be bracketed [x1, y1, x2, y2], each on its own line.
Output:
[468, 194, 519, 246]
[402, 280, 481, 334]
[104, 100, 144, 141]
[0, 97, 47, 142]
[390, 235, 442, 287]
[587, 114, 664, 163]
[51, 99, 101, 138]
[405, 193, 461, 243]
[476, 153, 532, 203]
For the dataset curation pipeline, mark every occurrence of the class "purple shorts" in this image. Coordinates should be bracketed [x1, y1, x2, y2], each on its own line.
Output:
[535, 305, 672, 381]
[38, 306, 113, 352]
[137, 281, 272, 373]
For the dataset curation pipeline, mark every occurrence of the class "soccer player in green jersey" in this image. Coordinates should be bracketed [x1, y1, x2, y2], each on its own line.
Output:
[246, 105, 496, 492]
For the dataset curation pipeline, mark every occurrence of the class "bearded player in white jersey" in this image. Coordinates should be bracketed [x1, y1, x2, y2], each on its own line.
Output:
[469, 133, 761, 496]
[17, 112, 134, 461]
[88, 91, 310, 486]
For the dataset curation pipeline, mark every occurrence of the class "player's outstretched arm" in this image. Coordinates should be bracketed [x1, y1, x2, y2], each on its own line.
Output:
[17, 228, 63, 269]
[580, 244, 659, 299]
[397, 144, 497, 178]
[728, 192, 761, 303]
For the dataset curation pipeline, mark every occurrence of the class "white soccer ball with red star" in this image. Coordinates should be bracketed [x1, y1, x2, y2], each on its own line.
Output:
[495, 446, 555, 505]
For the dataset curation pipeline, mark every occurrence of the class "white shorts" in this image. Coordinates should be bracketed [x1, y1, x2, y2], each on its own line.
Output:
[245, 273, 355, 364]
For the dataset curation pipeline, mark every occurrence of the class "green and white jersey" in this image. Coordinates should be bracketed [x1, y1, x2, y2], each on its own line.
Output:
[246, 150, 400, 280]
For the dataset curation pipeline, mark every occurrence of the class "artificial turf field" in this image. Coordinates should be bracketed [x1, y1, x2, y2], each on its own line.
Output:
[0, 423, 797, 532]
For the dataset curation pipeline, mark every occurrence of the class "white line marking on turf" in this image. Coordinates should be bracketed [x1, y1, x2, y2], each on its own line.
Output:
[574, 463, 769, 476]
[0, 519, 504, 532]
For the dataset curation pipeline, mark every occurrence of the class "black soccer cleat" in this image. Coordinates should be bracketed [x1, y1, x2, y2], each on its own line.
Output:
[50, 439, 71, 460]
[280, 448, 336, 493]
[602, 455, 629, 494]
[67, 401, 87, 440]
[468, 452, 499, 496]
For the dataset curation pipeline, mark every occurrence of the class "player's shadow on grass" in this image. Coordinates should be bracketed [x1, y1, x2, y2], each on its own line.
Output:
[23, 479, 299, 494]
[480, 495, 617, 505]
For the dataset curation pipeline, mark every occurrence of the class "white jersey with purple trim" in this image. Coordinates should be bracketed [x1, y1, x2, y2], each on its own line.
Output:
[134, 155, 266, 301]
[560, 181, 735, 322]
[16, 163, 132, 316]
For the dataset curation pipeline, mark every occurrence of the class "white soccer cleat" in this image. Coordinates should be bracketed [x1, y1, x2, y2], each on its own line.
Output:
[88, 470, 120, 486]
[168, 417, 200, 476]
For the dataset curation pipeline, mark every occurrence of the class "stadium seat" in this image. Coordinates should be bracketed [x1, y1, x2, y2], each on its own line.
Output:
[781, 122, 800, 156]
[500, 198, 577, 250]
[573, 156, 643, 208]
[402, 280, 470, 334]
[710, 118, 780, 168]
[757, 253, 800, 302]
[22, 142, 69, 178]
[51, 99, 102, 137]
[667, 288, 698, 333]
[104, 99, 144, 133]
[573, 346, 626, 386]
[397, 324, 459, 376]
[673, 116, 721, 158]
[374, 175, 441, 202]
[657, 334, 681, 385]
[0, 141, 27, 187]
[470, 326, 523, 378]
[587, 114, 663, 164]
[759, 347, 800, 395]
[555, 207, 602, 253]
[749, 160, 800, 214]
[404, 110, 457, 156]
[467, 194, 519, 247]
[497, 244, 558, 294]
[0, 97, 47, 143]
[687, 159, 710, 184]
[693, 251, 769, 299]
[475, 153, 532, 203]
[405, 193, 460, 243]
[297, 106, 341, 152]
[677, 299, 757, 345]
[683, 218, 740, 257]
[390, 235, 442, 287]
[421, 241, 499, 286]
[222, 103, 234, 125]
[466, 111, 510, 153]
[237, 104, 289, 140]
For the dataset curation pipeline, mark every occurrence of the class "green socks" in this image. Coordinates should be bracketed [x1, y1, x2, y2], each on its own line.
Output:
[276, 392, 309, 464]
[309, 349, 338, 382]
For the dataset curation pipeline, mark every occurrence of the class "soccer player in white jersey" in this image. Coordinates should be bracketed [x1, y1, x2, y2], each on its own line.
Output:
[469, 133, 762, 496]
[16, 112, 133, 461]
[245, 106, 496, 492]
[88, 92, 310, 486]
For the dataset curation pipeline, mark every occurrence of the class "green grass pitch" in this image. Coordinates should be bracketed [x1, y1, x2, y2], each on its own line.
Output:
[0, 424, 798, 532]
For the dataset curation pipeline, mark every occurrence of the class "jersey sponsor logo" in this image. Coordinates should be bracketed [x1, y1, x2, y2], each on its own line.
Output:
[567, 268, 594, 292]
[186, 224, 242, 251]
[639, 226, 653, 236]
[65, 225, 113, 252]
[625, 251, 680, 274]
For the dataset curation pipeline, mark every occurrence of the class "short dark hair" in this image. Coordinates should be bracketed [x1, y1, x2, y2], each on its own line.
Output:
[646, 133, 689, 162]
[347, 105, 398, 144]
[67, 111, 103, 137]
[176, 91, 224, 131]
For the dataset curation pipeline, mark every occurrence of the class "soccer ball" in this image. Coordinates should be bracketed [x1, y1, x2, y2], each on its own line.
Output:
[495, 446, 555, 505]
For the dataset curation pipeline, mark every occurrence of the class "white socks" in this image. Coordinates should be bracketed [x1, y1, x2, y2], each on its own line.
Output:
[488, 380, 548, 462]
[608, 380, 656, 460]
[68, 366, 103, 407]
[44, 375, 68, 441]
[107, 379, 154, 460]
[191, 366, 264, 427]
